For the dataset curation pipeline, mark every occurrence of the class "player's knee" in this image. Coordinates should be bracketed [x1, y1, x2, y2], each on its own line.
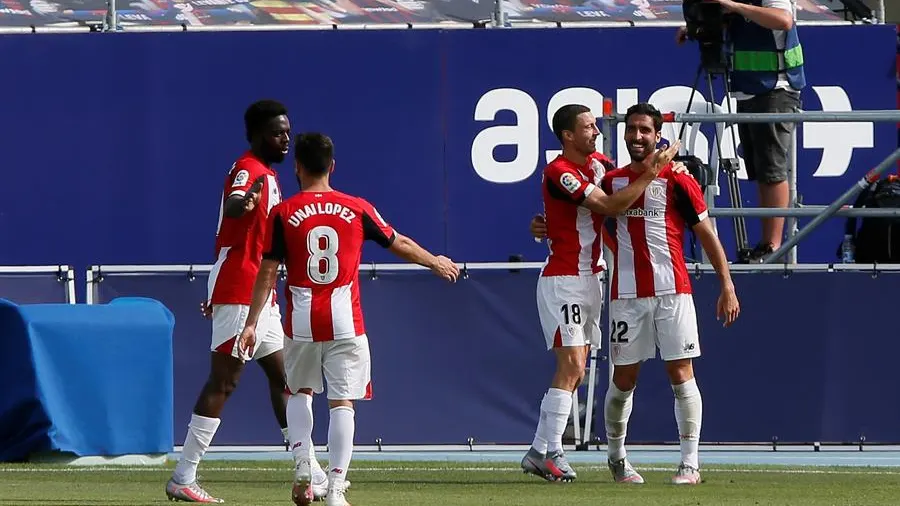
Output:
[612, 367, 639, 392]
[665, 359, 694, 385]
[207, 375, 240, 396]
[559, 356, 585, 384]
[612, 375, 636, 392]
[328, 399, 353, 410]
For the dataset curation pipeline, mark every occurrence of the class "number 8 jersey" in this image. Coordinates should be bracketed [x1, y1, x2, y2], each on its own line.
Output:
[262, 190, 396, 343]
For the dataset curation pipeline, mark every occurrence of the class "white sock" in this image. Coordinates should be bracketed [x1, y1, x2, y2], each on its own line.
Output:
[172, 414, 220, 485]
[673, 377, 702, 469]
[287, 394, 314, 467]
[604, 382, 635, 462]
[328, 406, 355, 485]
[542, 388, 572, 453]
[530, 393, 549, 454]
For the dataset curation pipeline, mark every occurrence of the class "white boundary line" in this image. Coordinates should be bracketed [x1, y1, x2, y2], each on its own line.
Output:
[2, 465, 899, 475]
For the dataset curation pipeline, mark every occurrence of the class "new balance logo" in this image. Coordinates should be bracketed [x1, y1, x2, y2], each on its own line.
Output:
[292, 442, 303, 450]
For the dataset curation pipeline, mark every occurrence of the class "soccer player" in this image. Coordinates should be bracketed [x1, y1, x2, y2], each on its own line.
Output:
[166, 100, 330, 503]
[237, 132, 459, 506]
[600, 102, 740, 485]
[520, 104, 680, 482]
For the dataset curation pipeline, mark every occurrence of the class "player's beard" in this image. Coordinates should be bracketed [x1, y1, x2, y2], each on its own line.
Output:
[627, 141, 653, 162]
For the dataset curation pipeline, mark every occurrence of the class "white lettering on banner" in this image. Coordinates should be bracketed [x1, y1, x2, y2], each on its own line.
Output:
[804, 86, 874, 177]
[471, 88, 539, 183]
[470, 85, 874, 184]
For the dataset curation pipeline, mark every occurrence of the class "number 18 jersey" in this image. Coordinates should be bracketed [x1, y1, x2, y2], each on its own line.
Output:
[263, 190, 396, 343]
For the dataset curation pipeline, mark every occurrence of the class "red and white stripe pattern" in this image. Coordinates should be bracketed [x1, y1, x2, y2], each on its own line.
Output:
[287, 282, 364, 342]
[603, 165, 708, 299]
[540, 153, 611, 277]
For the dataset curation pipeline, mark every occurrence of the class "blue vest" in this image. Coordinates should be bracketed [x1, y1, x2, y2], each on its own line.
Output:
[727, 0, 806, 95]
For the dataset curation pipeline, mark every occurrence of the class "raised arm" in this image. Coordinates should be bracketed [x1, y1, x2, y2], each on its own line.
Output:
[224, 171, 267, 218]
[582, 141, 680, 216]
[581, 172, 656, 215]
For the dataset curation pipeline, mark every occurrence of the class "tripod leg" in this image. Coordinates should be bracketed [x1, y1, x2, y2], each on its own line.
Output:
[722, 72, 751, 254]
[678, 63, 705, 144]
[706, 70, 750, 257]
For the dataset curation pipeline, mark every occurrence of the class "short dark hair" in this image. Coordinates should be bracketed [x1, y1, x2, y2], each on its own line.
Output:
[244, 99, 288, 143]
[624, 102, 663, 132]
[294, 132, 334, 176]
[552, 104, 591, 143]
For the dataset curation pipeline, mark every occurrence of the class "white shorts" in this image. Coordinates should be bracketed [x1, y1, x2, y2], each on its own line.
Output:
[211, 303, 285, 361]
[608, 293, 700, 366]
[536, 274, 604, 350]
[284, 335, 372, 401]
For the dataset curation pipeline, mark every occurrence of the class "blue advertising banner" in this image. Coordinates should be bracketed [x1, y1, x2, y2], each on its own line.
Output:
[0, 25, 894, 271]
[0, 0, 838, 29]
[90, 268, 900, 445]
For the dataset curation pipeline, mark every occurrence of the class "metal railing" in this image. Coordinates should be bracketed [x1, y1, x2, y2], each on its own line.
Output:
[85, 261, 546, 304]
[599, 107, 900, 265]
[87, 261, 900, 448]
[0, 265, 77, 304]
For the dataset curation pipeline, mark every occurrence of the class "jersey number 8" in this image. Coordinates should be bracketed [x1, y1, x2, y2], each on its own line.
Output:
[307, 225, 339, 285]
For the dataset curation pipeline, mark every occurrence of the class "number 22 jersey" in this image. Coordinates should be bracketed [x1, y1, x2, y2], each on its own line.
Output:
[263, 190, 396, 343]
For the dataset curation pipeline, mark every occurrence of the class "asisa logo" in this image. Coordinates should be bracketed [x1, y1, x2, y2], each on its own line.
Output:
[470, 85, 874, 184]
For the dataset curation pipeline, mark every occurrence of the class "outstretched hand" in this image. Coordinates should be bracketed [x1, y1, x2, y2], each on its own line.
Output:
[431, 255, 460, 283]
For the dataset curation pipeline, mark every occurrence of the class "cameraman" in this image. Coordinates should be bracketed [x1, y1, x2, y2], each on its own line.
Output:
[678, 0, 805, 263]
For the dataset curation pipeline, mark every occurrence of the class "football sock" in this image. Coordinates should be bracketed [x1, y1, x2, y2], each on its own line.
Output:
[530, 392, 549, 454]
[542, 388, 572, 453]
[328, 406, 355, 485]
[287, 393, 314, 469]
[605, 383, 635, 463]
[173, 414, 220, 485]
[673, 378, 702, 469]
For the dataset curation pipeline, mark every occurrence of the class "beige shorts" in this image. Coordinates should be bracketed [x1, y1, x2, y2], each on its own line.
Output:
[536, 274, 604, 350]
[284, 335, 372, 401]
[608, 294, 700, 366]
[211, 303, 284, 360]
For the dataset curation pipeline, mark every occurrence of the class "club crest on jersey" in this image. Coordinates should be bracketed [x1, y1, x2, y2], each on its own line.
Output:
[560, 173, 581, 194]
[232, 169, 250, 187]
[648, 185, 664, 199]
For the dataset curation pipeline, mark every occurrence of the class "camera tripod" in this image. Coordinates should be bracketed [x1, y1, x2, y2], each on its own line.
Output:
[680, 62, 753, 262]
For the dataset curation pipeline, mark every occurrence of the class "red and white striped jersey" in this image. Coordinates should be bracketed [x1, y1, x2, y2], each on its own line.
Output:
[540, 152, 615, 277]
[263, 190, 396, 342]
[208, 151, 282, 305]
[601, 163, 709, 300]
